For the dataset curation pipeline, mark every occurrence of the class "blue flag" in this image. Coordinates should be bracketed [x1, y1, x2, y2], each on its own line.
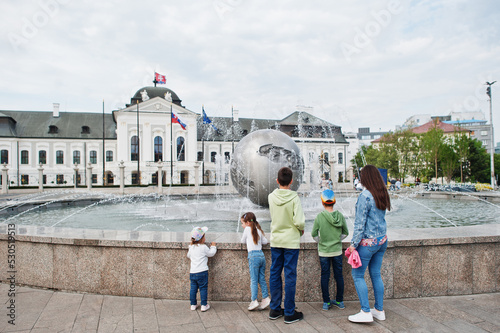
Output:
[202, 107, 218, 130]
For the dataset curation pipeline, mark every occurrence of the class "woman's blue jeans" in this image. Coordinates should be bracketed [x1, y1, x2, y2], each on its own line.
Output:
[320, 255, 344, 303]
[351, 241, 388, 312]
[248, 250, 269, 301]
[190, 270, 208, 306]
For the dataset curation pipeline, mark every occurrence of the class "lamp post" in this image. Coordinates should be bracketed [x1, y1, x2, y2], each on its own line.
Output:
[486, 81, 496, 189]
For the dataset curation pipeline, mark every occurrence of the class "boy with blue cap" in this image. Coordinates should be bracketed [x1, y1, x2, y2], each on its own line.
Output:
[311, 189, 349, 311]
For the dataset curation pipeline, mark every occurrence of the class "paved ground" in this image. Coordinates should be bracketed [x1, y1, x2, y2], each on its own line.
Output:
[0, 285, 498, 333]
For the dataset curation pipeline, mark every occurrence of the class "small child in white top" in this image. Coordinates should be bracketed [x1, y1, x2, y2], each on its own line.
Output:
[187, 226, 217, 312]
[240, 212, 271, 311]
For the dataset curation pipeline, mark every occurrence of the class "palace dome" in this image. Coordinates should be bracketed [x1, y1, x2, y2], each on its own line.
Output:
[128, 86, 183, 106]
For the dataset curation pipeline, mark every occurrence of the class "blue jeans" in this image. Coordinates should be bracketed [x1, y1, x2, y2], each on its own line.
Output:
[269, 247, 299, 316]
[351, 241, 388, 312]
[248, 250, 269, 301]
[190, 270, 208, 306]
[319, 255, 344, 303]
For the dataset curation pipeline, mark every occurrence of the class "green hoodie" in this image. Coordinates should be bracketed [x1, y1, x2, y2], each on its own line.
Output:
[268, 188, 305, 249]
[311, 210, 349, 257]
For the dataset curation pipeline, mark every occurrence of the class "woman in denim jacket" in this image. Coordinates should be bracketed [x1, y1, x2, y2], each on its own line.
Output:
[348, 165, 391, 323]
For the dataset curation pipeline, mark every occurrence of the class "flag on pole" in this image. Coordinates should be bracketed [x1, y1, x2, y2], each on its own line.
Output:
[202, 106, 218, 130]
[155, 72, 166, 84]
[172, 111, 187, 130]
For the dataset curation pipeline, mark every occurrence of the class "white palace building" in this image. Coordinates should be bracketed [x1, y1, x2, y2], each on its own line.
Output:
[0, 86, 350, 189]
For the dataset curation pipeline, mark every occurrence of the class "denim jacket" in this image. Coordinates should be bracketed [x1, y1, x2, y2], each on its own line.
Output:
[351, 189, 387, 248]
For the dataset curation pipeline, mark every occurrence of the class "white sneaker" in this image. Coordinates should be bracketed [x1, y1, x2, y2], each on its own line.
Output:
[201, 304, 211, 312]
[190, 305, 197, 311]
[370, 308, 385, 320]
[248, 300, 259, 311]
[259, 297, 271, 310]
[348, 310, 373, 323]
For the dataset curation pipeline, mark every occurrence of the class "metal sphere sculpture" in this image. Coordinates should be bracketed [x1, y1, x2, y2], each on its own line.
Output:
[230, 129, 304, 206]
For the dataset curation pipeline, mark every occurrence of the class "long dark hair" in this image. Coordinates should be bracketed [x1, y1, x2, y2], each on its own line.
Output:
[360, 165, 391, 211]
[242, 212, 265, 245]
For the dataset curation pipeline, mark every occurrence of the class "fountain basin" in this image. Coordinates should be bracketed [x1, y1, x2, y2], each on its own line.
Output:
[1, 223, 498, 301]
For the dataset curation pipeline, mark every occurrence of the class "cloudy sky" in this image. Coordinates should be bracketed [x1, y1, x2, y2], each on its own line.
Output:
[1, 0, 499, 139]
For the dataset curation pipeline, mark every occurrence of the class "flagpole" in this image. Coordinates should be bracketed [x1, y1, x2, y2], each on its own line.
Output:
[202, 105, 205, 185]
[102, 99, 105, 186]
[170, 103, 173, 187]
[137, 100, 140, 185]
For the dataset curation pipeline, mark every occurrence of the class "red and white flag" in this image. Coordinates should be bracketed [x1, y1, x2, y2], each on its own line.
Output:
[155, 72, 166, 84]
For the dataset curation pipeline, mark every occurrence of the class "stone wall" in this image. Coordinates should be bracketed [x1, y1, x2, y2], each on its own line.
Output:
[0, 224, 498, 301]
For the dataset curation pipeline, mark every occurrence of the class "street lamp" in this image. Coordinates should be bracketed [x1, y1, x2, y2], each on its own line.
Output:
[486, 81, 496, 189]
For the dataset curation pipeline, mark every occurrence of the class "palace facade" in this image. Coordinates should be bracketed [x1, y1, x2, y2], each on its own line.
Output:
[0, 86, 350, 188]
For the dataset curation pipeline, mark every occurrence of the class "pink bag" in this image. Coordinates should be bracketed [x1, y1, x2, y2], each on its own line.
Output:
[345, 248, 362, 268]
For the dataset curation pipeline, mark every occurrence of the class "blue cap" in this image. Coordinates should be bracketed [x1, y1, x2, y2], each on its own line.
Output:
[321, 189, 336, 204]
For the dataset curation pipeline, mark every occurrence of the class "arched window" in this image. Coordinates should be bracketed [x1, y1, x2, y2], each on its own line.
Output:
[21, 150, 29, 164]
[1, 150, 8, 164]
[154, 136, 163, 162]
[39, 150, 46, 164]
[177, 136, 185, 161]
[131, 135, 139, 161]
[73, 151, 80, 164]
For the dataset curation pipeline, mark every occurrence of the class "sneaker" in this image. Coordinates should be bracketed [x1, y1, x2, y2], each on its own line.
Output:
[259, 297, 270, 310]
[322, 302, 332, 311]
[190, 305, 197, 311]
[201, 304, 211, 312]
[284, 311, 304, 324]
[269, 308, 284, 320]
[332, 301, 345, 309]
[370, 308, 386, 320]
[348, 310, 373, 323]
[248, 300, 259, 311]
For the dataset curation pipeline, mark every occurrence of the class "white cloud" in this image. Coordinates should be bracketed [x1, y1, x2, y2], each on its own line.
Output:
[0, 0, 499, 140]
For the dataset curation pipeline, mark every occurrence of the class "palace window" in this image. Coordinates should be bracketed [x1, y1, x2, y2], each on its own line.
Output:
[21, 150, 29, 164]
[39, 150, 46, 164]
[1, 150, 8, 164]
[73, 151, 80, 164]
[131, 136, 139, 161]
[154, 136, 163, 162]
[106, 151, 113, 162]
[177, 136, 185, 161]
[90, 150, 97, 164]
[56, 150, 64, 164]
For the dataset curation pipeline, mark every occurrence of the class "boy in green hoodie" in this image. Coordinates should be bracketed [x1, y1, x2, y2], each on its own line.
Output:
[311, 189, 349, 311]
[268, 167, 305, 324]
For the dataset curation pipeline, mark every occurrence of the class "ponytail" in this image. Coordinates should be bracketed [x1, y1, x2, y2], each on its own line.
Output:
[241, 212, 265, 245]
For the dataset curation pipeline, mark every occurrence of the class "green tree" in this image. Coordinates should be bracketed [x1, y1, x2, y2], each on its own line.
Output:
[468, 139, 489, 183]
[454, 133, 470, 183]
[440, 143, 458, 183]
[421, 123, 445, 182]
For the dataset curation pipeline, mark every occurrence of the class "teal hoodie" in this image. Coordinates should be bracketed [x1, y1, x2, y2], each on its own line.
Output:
[268, 188, 305, 249]
[311, 210, 349, 257]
